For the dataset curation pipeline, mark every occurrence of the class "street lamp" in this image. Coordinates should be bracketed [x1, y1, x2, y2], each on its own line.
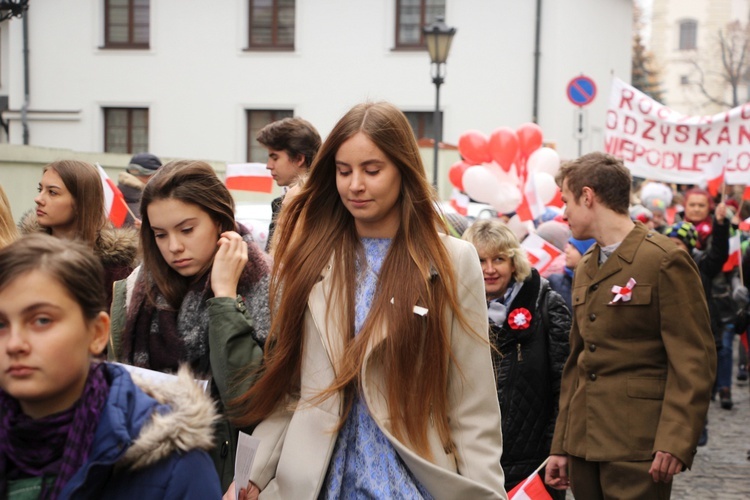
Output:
[423, 15, 456, 192]
[0, 0, 29, 22]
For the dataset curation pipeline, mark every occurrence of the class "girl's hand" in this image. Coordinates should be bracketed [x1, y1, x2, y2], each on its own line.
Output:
[211, 231, 248, 298]
[715, 202, 727, 224]
[223, 481, 260, 500]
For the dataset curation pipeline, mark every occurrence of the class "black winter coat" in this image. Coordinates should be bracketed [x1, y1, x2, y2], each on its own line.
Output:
[488, 269, 570, 495]
[692, 217, 730, 350]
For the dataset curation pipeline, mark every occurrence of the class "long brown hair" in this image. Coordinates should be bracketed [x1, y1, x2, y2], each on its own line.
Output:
[0, 233, 106, 319]
[232, 102, 469, 460]
[139, 160, 236, 309]
[43, 160, 108, 245]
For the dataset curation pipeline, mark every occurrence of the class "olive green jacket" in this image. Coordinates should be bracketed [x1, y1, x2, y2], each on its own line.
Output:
[109, 270, 264, 491]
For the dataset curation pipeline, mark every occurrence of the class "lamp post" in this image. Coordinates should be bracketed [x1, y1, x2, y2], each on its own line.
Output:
[0, 0, 29, 22]
[423, 15, 456, 193]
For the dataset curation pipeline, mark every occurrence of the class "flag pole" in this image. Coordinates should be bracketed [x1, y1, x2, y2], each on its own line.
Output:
[516, 457, 551, 492]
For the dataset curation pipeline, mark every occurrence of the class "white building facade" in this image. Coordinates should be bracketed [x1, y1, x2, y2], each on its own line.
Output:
[1, 0, 632, 198]
[650, 0, 750, 115]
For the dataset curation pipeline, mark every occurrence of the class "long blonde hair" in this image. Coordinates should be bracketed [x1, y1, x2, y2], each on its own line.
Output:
[0, 184, 19, 248]
[232, 102, 469, 459]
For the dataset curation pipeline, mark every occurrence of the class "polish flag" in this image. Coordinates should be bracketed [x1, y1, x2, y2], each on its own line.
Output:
[522, 233, 562, 276]
[508, 471, 552, 500]
[225, 163, 274, 193]
[449, 189, 469, 216]
[96, 163, 129, 228]
[516, 172, 546, 222]
[722, 232, 742, 272]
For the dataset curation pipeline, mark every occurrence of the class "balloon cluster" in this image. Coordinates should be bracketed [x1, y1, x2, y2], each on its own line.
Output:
[449, 124, 562, 216]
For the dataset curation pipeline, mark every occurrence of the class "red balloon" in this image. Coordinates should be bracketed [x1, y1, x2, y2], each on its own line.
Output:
[458, 130, 492, 164]
[448, 161, 470, 191]
[488, 127, 519, 172]
[516, 123, 543, 158]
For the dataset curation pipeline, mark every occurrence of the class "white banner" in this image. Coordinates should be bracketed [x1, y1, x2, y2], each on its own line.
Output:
[604, 78, 750, 185]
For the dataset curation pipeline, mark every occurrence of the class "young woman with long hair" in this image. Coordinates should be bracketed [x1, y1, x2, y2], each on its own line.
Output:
[227, 102, 505, 499]
[20, 160, 138, 306]
[108, 160, 271, 490]
[0, 234, 222, 499]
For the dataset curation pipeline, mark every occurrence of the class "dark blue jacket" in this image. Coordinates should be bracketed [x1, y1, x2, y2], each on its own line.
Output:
[61, 363, 222, 499]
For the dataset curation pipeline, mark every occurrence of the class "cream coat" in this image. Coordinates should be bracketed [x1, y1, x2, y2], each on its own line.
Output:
[250, 235, 507, 499]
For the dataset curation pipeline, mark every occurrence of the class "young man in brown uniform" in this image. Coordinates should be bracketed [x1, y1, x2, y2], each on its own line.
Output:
[545, 152, 716, 499]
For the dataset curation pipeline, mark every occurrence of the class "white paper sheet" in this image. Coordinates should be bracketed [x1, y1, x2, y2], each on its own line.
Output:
[235, 431, 261, 500]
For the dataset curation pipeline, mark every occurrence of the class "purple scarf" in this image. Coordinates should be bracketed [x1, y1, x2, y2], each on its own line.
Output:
[0, 362, 110, 500]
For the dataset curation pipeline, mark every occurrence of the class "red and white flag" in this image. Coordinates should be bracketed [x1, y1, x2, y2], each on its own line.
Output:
[723, 232, 742, 272]
[516, 172, 546, 223]
[225, 163, 274, 193]
[706, 152, 728, 198]
[449, 189, 469, 216]
[522, 233, 562, 276]
[96, 163, 129, 228]
[508, 470, 552, 500]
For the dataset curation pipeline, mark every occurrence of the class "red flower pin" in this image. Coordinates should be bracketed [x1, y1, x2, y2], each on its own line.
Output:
[508, 308, 532, 330]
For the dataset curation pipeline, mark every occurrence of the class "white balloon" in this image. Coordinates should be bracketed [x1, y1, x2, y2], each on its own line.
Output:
[462, 165, 501, 204]
[505, 214, 531, 241]
[489, 183, 522, 214]
[527, 147, 561, 176]
[534, 172, 559, 205]
[485, 161, 520, 187]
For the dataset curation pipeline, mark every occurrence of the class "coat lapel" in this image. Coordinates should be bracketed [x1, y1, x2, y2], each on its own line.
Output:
[308, 258, 343, 368]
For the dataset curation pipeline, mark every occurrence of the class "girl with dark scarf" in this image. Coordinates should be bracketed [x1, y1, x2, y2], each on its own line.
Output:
[108, 160, 271, 490]
[0, 234, 221, 499]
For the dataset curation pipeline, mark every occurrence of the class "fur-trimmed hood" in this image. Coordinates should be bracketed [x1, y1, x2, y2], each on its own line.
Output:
[18, 210, 139, 269]
[114, 364, 218, 470]
[118, 171, 146, 192]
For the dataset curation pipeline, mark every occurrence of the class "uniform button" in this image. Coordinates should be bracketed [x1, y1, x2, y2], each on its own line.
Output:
[589, 373, 597, 381]
[589, 344, 597, 352]
[589, 313, 596, 321]
[592, 284, 599, 291]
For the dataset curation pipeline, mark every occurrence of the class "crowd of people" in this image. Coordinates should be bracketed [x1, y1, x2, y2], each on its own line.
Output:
[0, 101, 743, 499]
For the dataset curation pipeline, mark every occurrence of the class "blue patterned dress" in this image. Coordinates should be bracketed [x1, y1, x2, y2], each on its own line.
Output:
[319, 238, 433, 500]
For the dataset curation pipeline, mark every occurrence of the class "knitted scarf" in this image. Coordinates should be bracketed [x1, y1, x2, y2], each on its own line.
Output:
[0, 362, 110, 500]
[119, 230, 270, 377]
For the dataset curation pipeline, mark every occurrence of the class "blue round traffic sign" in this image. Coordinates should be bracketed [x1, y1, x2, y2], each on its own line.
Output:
[567, 75, 597, 107]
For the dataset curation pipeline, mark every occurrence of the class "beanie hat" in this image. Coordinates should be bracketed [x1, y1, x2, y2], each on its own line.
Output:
[535, 220, 571, 252]
[127, 153, 162, 176]
[663, 222, 698, 251]
[629, 204, 653, 224]
[640, 182, 673, 214]
[568, 237, 596, 256]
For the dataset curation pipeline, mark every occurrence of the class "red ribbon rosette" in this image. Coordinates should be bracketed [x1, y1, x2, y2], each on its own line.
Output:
[508, 307, 532, 330]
